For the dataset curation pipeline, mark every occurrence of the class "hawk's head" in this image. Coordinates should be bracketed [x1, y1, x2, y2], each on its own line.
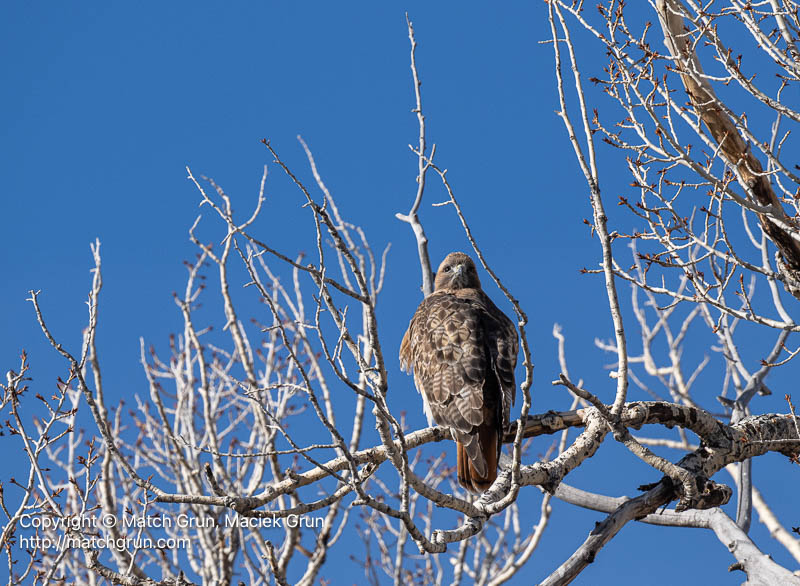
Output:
[434, 252, 481, 291]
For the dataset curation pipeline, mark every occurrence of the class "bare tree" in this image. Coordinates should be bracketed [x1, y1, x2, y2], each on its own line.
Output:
[3, 5, 800, 585]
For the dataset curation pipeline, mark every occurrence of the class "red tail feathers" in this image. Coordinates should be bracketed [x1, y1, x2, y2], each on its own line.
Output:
[456, 424, 499, 493]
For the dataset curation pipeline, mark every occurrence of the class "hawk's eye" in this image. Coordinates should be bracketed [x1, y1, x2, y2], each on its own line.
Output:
[443, 266, 452, 273]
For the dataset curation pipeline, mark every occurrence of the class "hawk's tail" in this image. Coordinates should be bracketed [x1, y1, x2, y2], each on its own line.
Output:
[457, 424, 499, 493]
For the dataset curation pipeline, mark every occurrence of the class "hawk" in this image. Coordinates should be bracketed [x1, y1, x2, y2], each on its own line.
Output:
[400, 252, 518, 492]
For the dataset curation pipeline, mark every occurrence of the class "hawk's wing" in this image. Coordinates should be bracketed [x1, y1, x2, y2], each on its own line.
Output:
[481, 293, 518, 426]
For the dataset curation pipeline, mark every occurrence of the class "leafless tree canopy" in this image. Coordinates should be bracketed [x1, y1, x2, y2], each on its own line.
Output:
[3, 3, 800, 585]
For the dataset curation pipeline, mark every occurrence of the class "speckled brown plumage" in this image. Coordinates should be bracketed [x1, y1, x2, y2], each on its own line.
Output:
[400, 252, 518, 493]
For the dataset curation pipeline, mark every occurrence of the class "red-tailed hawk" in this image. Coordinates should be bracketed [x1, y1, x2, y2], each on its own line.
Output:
[400, 252, 518, 492]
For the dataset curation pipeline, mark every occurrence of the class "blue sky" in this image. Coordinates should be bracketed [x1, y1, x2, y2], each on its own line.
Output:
[2, 2, 797, 584]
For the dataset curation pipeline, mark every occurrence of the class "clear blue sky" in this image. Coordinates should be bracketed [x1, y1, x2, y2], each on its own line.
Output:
[2, 2, 797, 584]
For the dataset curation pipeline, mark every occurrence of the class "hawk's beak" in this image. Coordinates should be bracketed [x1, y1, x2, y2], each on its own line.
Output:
[453, 264, 464, 276]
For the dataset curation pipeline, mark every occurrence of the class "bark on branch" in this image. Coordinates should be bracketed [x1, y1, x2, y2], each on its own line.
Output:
[539, 404, 800, 585]
[656, 0, 800, 298]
